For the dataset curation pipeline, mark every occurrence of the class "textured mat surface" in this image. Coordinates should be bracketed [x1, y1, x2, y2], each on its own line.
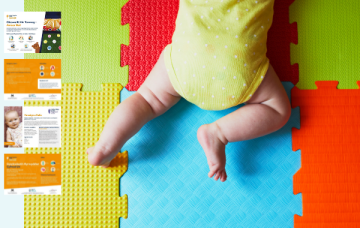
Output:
[24, 0, 129, 92]
[121, 0, 299, 91]
[292, 81, 360, 228]
[290, 0, 360, 89]
[267, 0, 298, 85]
[23, 84, 128, 228]
[120, 82, 302, 228]
[121, 0, 178, 91]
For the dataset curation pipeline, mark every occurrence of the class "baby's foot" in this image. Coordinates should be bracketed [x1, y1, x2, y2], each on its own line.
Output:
[197, 124, 228, 182]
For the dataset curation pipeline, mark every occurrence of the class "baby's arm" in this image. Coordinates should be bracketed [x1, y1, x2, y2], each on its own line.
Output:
[87, 52, 180, 167]
[6, 129, 19, 147]
[6, 129, 13, 143]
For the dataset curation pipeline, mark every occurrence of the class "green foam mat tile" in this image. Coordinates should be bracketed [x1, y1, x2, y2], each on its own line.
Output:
[24, 0, 130, 92]
[290, 0, 360, 89]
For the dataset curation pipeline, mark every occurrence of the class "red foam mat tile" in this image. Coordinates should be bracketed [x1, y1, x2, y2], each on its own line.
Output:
[121, 0, 179, 91]
[121, 0, 298, 91]
[292, 81, 360, 228]
[267, 0, 298, 85]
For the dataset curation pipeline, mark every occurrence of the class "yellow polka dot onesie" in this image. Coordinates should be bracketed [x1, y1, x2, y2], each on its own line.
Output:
[164, 0, 275, 110]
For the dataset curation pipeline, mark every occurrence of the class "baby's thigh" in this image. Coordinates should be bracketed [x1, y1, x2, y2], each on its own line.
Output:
[137, 51, 181, 114]
[140, 51, 179, 95]
[246, 64, 288, 105]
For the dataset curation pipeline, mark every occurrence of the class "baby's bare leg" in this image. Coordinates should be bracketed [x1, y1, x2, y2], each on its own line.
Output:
[87, 52, 180, 167]
[198, 65, 291, 182]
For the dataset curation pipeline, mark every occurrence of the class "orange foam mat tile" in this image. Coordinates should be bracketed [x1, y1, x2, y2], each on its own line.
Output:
[24, 83, 128, 228]
[292, 81, 360, 228]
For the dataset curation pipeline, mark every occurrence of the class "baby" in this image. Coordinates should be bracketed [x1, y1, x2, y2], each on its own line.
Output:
[5, 110, 23, 148]
[87, 0, 291, 182]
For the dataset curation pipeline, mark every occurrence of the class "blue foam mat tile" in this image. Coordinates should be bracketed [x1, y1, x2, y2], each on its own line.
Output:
[120, 82, 301, 227]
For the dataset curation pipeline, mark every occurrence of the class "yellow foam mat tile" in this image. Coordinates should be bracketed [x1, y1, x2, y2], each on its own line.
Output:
[24, 83, 128, 228]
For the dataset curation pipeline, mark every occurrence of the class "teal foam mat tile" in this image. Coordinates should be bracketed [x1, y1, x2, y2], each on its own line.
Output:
[120, 82, 301, 227]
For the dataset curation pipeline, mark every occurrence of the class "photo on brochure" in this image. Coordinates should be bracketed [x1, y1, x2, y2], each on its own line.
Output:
[4, 106, 23, 148]
[4, 11, 61, 53]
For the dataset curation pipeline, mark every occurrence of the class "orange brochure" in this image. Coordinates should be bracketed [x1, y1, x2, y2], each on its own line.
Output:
[4, 59, 61, 100]
[4, 154, 61, 195]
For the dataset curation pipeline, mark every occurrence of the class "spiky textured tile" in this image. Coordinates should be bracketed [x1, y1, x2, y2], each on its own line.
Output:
[24, 84, 128, 228]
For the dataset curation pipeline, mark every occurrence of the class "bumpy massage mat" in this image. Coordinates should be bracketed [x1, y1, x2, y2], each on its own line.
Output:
[24, 0, 129, 92]
[23, 84, 128, 227]
[292, 81, 360, 228]
[120, 82, 302, 228]
[121, 0, 299, 91]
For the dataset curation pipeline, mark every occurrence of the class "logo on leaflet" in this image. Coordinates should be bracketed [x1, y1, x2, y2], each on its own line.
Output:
[7, 15, 17, 19]
[48, 109, 59, 114]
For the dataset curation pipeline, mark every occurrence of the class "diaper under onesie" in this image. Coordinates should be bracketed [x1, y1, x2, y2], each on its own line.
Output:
[164, 0, 275, 110]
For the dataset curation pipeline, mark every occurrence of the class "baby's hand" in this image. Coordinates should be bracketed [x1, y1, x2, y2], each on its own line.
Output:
[86, 146, 113, 168]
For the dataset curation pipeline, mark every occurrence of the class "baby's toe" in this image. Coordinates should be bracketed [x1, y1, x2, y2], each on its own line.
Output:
[86, 147, 94, 155]
[208, 167, 218, 178]
[100, 161, 111, 168]
[214, 171, 221, 181]
[220, 170, 227, 182]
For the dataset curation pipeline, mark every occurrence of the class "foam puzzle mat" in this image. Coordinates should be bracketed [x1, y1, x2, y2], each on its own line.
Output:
[292, 81, 360, 228]
[120, 82, 302, 228]
[121, 0, 299, 91]
[24, 0, 129, 92]
[21, 0, 360, 227]
[290, 0, 360, 89]
[24, 84, 128, 228]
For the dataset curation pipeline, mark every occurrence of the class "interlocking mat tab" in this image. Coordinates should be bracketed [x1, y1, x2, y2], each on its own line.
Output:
[292, 81, 360, 228]
[120, 82, 301, 228]
[290, 0, 360, 89]
[267, 0, 298, 85]
[24, 84, 128, 228]
[24, 0, 129, 92]
[121, 0, 299, 91]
